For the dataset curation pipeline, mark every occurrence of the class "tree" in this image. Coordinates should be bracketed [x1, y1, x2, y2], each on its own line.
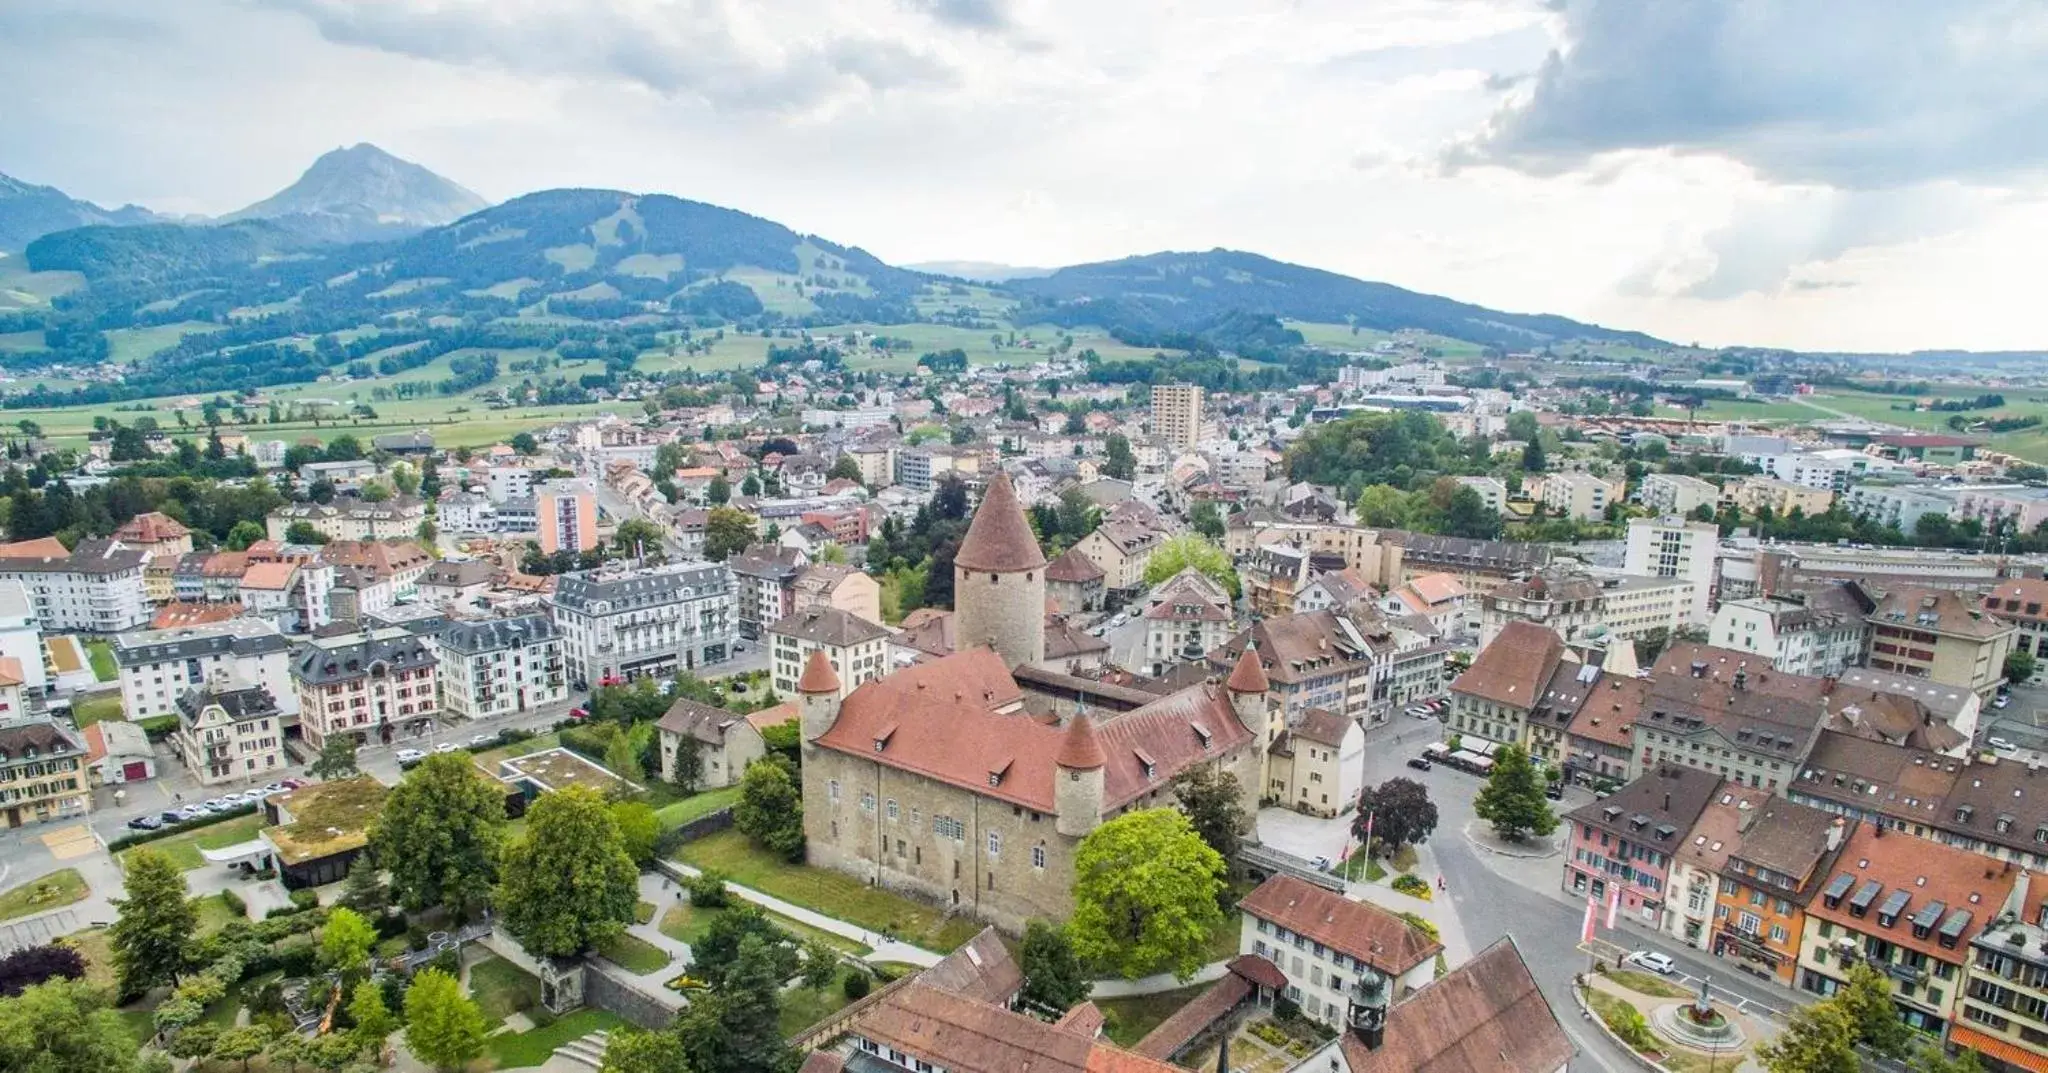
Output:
[368, 752, 507, 917]
[325, 436, 364, 462]
[497, 786, 639, 957]
[391, 463, 420, 496]
[707, 474, 732, 505]
[1521, 438, 1546, 473]
[1018, 921, 1091, 1013]
[800, 937, 839, 991]
[828, 455, 863, 483]
[109, 847, 196, 996]
[283, 520, 331, 545]
[1102, 434, 1135, 480]
[348, 979, 396, 1058]
[600, 1026, 694, 1073]
[212, 1024, 272, 1073]
[338, 855, 388, 918]
[689, 907, 799, 987]
[1439, 486, 1503, 540]
[1356, 778, 1438, 855]
[1069, 809, 1227, 981]
[359, 481, 392, 503]
[403, 968, 486, 1073]
[309, 733, 358, 781]
[1189, 500, 1225, 541]
[0, 942, 87, 996]
[224, 520, 265, 551]
[733, 756, 805, 861]
[509, 433, 539, 456]
[1837, 961, 1914, 1058]
[1142, 534, 1240, 599]
[609, 800, 662, 866]
[678, 934, 795, 1073]
[740, 474, 761, 497]
[703, 507, 755, 562]
[1756, 999, 1859, 1073]
[1473, 744, 1556, 843]
[169, 1022, 222, 1061]
[0, 978, 149, 1073]
[2008, 648, 2037, 686]
[1172, 766, 1250, 865]
[319, 907, 377, 974]
[614, 518, 665, 562]
[670, 734, 704, 793]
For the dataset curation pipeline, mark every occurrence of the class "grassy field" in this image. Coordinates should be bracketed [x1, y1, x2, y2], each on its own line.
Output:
[674, 829, 983, 953]
[484, 1008, 624, 1069]
[105, 322, 220, 365]
[654, 785, 741, 829]
[0, 867, 88, 922]
[469, 954, 543, 1023]
[121, 812, 267, 871]
[1099, 984, 1213, 1047]
[84, 638, 118, 681]
[778, 964, 864, 1037]
[71, 692, 125, 727]
[657, 900, 872, 957]
[596, 932, 672, 974]
[1662, 398, 1823, 423]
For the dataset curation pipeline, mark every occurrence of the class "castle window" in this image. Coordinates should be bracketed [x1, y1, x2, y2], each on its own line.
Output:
[828, 779, 841, 802]
[988, 831, 1001, 857]
[1032, 845, 1046, 869]
[991, 574, 998, 585]
[886, 799, 899, 821]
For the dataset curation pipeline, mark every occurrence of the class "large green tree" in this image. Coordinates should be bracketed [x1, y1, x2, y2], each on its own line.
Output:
[403, 968, 486, 1073]
[308, 734, 358, 781]
[1355, 778, 1438, 855]
[1473, 743, 1557, 843]
[1172, 766, 1250, 866]
[703, 507, 755, 562]
[109, 847, 197, 996]
[678, 934, 796, 1073]
[689, 907, 799, 988]
[318, 907, 377, 974]
[349, 980, 396, 1060]
[1836, 962, 1914, 1059]
[368, 752, 507, 917]
[1756, 998, 1859, 1073]
[0, 978, 148, 1073]
[1018, 921, 1092, 1013]
[733, 756, 805, 861]
[496, 786, 639, 958]
[1142, 534, 1240, 599]
[600, 1026, 694, 1073]
[1069, 809, 1227, 981]
[1102, 434, 1135, 480]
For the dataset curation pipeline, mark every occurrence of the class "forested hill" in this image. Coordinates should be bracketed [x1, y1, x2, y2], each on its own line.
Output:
[1009, 248, 1664, 350]
[0, 172, 158, 251]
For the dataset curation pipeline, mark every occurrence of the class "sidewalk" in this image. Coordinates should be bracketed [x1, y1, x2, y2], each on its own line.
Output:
[1089, 958, 1230, 998]
[658, 861, 944, 969]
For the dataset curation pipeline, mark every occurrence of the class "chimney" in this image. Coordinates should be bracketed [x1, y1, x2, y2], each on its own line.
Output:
[1822, 676, 1837, 696]
[1825, 817, 1845, 852]
[1663, 792, 1672, 812]
[1732, 669, 1747, 692]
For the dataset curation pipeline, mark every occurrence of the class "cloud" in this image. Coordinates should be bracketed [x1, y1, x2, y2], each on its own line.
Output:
[1460, 0, 2048, 190]
[258, 0, 959, 113]
[905, 0, 1014, 33]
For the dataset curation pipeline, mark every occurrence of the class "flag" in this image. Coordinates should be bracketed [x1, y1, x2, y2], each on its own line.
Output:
[1606, 884, 1622, 929]
[1581, 894, 1597, 945]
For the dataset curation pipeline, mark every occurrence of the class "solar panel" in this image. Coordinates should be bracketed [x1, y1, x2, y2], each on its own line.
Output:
[1850, 879, 1883, 911]
[1878, 890, 1911, 920]
[1912, 901, 1946, 931]
[1823, 873, 1855, 901]
[1940, 909, 1973, 940]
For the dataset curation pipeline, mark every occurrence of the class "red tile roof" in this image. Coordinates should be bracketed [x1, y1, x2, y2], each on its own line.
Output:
[113, 511, 190, 543]
[954, 474, 1046, 572]
[798, 649, 842, 694]
[0, 537, 68, 559]
[240, 562, 298, 591]
[1046, 545, 1106, 583]
[1055, 713, 1107, 770]
[1454, 621, 1565, 709]
[1226, 646, 1269, 694]
[1805, 824, 2018, 965]
[152, 602, 243, 629]
[1343, 937, 1572, 1073]
[1238, 875, 1442, 975]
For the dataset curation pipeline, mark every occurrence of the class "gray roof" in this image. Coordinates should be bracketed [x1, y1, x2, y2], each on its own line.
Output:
[114, 619, 290, 667]
[435, 615, 558, 655]
[291, 627, 436, 686]
[768, 606, 890, 647]
[729, 544, 807, 581]
[421, 560, 497, 588]
[364, 605, 452, 636]
[550, 561, 733, 615]
[0, 720, 83, 764]
[0, 538, 146, 575]
[178, 685, 281, 727]
[1836, 667, 1976, 721]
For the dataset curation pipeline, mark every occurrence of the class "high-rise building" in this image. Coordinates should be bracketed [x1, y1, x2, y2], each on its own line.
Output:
[1624, 516, 1720, 625]
[536, 480, 599, 555]
[1151, 382, 1204, 452]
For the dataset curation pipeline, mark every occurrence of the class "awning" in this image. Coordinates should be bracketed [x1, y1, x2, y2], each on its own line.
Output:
[1952, 1024, 2048, 1073]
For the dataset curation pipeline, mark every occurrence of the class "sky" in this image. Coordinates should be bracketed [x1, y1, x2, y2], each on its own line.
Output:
[5, 0, 2048, 353]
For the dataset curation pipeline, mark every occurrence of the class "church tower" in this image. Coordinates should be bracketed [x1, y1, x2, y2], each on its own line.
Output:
[953, 474, 1047, 669]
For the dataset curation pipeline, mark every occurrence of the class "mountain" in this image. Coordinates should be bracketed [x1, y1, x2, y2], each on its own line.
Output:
[0, 172, 157, 251]
[1012, 248, 1663, 350]
[223, 143, 489, 243]
[905, 260, 1055, 282]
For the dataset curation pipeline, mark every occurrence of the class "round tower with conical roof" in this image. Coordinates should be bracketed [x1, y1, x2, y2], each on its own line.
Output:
[797, 648, 843, 746]
[953, 474, 1047, 669]
[1053, 713, 1107, 837]
[1226, 642, 1272, 734]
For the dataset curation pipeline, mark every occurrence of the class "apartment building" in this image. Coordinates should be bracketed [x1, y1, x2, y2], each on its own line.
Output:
[0, 538, 149, 634]
[291, 627, 440, 748]
[1212, 605, 1402, 733]
[1955, 485, 2048, 534]
[1640, 473, 1719, 517]
[113, 618, 298, 723]
[768, 606, 890, 700]
[790, 563, 882, 626]
[1624, 516, 1720, 625]
[1727, 475, 1836, 517]
[1867, 586, 2016, 698]
[1981, 578, 2048, 661]
[1142, 571, 1234, 676]
[0, 582, 45, 696]
[265, 496, 427, 542]
[1073, 519, 1164, 595]
[0, 720, 89, 828]
[1561, 765, 1721, 932]
[727, 544, 808, 640]
[1043, 546, 1106, 615]
[1478, 568, 1690, 649]
[1955, 879, 2048, 1071]
[1707, 583, 1875, 678]
[112, 512, 194, 558]
[429, 615, 566, 721]
[1239, 875, 1443, 1031]
[1627, 643, 1831, 790]
[485, 465, 533, 503]
[1709, 804, 1850, 987]
[1266, 707, 1364, 818]
[549, 560, 737, 687]
[1844, 480, 1962, 532]
[1538, 472, 1613, 522]
[1454, 475, 1509, 513]
[1448, 620, 1567, 748]
[1664, 784, 1772, 953]
[1150, 382, 1204, 452]
[175, 682, 287, 786]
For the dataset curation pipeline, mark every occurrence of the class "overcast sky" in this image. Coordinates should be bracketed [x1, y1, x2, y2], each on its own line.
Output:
[6, 0, 2047, 353]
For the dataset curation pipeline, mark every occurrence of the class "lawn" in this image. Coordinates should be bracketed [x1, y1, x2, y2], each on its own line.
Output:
[60, 928, 117, 991]
[674, 829, 983, 953]
[72, 693, 125, 727]
[0, 868, 88, 922]
[469, 955, 543, 1023]
[596, 932, 672, 974]
[1608, 969, 1695, 999]
[121, 811, 267, 871]
[484, 1008, 625, 1069]
[83, 639, 118, 681]
[193, 894, 247, 935]
[1099, 984, 1214, 1047]
[777, 965, 863, 1037]
[470, 731, 560, 771]
[657, 901, 872, 957]
[654, 785, 741, 829]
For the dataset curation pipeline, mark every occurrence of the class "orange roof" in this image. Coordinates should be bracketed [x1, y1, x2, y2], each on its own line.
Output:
[798, 649, 841, 694]
[745, 701, 798, 732]
[113, 511, 190, 543]
[0, 537, 68, 559]
[1406, 572, 1465, 606]
[1226, 645, 1269, 693]
[1951, 1025, 2048, 1073]
[1239, 874, 1443, 974]
[241, 562, 299, 591]
[0, 657, 24, 688]
[1054, 714, 1107, 770]
[954, 474, 1046, 572]
[1454, 621, 1565, 709]
[1805, 824, 2017, 965]
[81, 722, 108, 764]
[153, 602, 243, 628]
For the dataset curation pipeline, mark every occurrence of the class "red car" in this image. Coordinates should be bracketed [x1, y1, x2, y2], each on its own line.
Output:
[569, 707, 590, 720]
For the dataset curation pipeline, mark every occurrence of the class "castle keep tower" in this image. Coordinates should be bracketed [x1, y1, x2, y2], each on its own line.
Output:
[1053, 712, 1107, 837]
[953, 474, 1047, 669]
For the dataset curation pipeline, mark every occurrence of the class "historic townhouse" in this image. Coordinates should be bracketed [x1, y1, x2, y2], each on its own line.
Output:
[0, 720, 89, 828]
[291, 627, 439, 748]
[175, 681, 286, 786]
[548, 560, 737, 687]
[428, 615, 565, 721]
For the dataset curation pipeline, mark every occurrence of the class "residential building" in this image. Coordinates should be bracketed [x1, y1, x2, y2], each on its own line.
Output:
[428, 616, 566, 721]
[549, 560, 737, 687]
[1980, 577, 2048, 660]
[1664, 783, 1772, 952]
[1478, 568, 1691, 649]
[728, 544, 808, 640]
[1954, 878, 2048, 1071]
[290, 627, 439, 748]
[112, 512, 194, 558]
[1381, 572, 1468, 635]
[1561, 765, 1722, 931]
[1377, 530, 1552, 591]
[1845, 480, 1962, 532]
[1565, 675, 1648, 787]
[1264, 707, 1364, 818]
[1708, 583, 1875, 678]
[536, 479, 600, 555]
[1797, 824, 2017, 1037]
[1142, 570, 1234, 676]
[1454, 475, 1509, 513]
[1538, 471, 1612, 522]
[768, 606, 891, 699]
[1710, 803, 1851, 986]
[438, 492, 494, 534]
[790, 563, 882, 626]
[0, 582, 45, 695]
[1242, 543, 1315, 619]
[1640, 473, 1719, 517]
[265, 496, 426, 542]
[1329, 937, 1573, 1073]
[1292, 568, 1369, 615]
[1212, 605, 1401, 732]
[1624, 516, 1721, 625]
[1728, 475, 1836, 517]
[1238, 874, 1443, 1029]
[1043, 546, 1106, 615]
[175, 680, 287, 786]
[1072, 519, 1163, 595]
[113, 618, 298, 723]
[0, 538, 149, 634]
[655, 698, 768, 789]
[1833, 666, 1981, 755]
[1150, 382, 1204, 452]
[0, 720, 89, 828]
[1867, 586, 2016, 698]
[485, 466, 533, 503]
[300, 459, 377, 489]
[1629, 642, 1831, 790]
[1449, 620, 1567, 748]
[417, 559, 498, 610]
[1955, 485, 2048, 534]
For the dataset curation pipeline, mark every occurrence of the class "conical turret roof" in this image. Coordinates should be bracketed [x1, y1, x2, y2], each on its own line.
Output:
[798, 649, 841, 695]
[1227, 643, 1270, 694]
[1054, 711, 1107, 770]
[954, 474, 1047, 572]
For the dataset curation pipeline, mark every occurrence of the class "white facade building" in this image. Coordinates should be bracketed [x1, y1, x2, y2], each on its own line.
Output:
[428, 616, 567, 721]
[1624, 516, 1720, 625]
[548, 561, 738, 687]
[0, 539, 149, 634]
[1708, 591, 1872, 678]
[113, 618, 299, 723]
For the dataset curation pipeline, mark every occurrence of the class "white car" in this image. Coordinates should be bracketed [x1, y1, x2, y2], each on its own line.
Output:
[1404, 706, 1432, 718]
[1623, 950, 1677, 975]
[434, 742, 458, 754]
[1990, 737, 2020, 753]
[395, 748, 426, 763]
[1994, 696, 2011, 709]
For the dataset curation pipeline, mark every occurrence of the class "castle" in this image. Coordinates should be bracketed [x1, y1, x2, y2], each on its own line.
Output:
[799, 474, 1267, 933]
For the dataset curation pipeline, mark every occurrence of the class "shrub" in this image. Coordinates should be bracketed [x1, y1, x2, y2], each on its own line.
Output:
[1390, 874, 1432, 900]
[496, 727, 534, 746]
[686, 870, 731, 909]
[219, 889, 248, 916]
[407, 923, 430, 951]
[1399, 911, 1440, 942]
[1274, 995, 1300, 1021]
[842, 970, 871, 1000]
[428, 948, 462, 979]
[374, 912, 409, 939]
[289, 889, 320, 910]
[1604, 999, 1657, 1051]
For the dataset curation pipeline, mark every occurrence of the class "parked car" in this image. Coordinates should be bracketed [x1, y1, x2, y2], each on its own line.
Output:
[259, 783, 285, 797]
[434, 742, 457, 754]
[1404, 706, 1432, 718]
[569, 707, 590, 720]
[127, 815, 163, 831]
[1545, 782, 1565, 801]
[1406, 756, 1433, 771]
[1309, 855, 1334, 871]
[395, 748, 426, 764]
[1994, 696, 2011, 709]
[279, 778, 306, 790]
[159, 810, 186, 826]
[204, 797, 234, 812]
[468, 734, 494, 748]
[1990, 737, 2020, 752]
[1623, 950, 1677, 975]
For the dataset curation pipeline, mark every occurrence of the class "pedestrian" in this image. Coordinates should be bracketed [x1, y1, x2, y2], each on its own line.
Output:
[1437, 875, 1445, 892]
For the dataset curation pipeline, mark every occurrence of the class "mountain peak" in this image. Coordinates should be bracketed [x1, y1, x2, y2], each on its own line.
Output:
[224, 143, 489, 242]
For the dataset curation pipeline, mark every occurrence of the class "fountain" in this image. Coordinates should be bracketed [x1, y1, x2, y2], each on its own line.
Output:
[1650, 976, 1746, 1052]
